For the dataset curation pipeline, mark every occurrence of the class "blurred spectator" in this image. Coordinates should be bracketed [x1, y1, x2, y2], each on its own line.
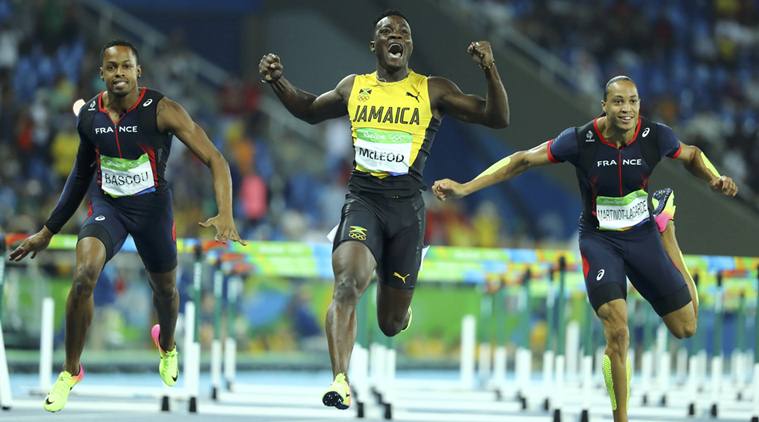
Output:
[458, 0, 759, 198]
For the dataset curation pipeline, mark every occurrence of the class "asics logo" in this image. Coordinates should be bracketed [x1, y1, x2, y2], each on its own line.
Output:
[642, 127, 650, 137]
[596, 269, 605, 281]
[95, 215, 105, 221]
[143, 99, 153, 107]
[393, 272, 410, 284]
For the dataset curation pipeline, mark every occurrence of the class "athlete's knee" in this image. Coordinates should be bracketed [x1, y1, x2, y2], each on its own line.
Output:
[332, 274, 361, 306]
[153, 284, 177, 301]
[378, 316, 404, 337]
[670, 319, 697, 339]
[72, 264, 100, 298]
[148, 272, 177, 298]
[153, 280, 178, 299]
[604, 325, 629, 357]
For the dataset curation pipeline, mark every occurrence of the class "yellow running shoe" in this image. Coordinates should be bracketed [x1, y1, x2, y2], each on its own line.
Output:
[44, 365, 84, 412]
[151, 324, 179, 386]
[322, 373, 351, 409]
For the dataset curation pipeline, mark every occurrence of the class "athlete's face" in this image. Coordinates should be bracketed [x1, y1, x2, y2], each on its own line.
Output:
[370, 16, 413, 71]
[602, 81, 640, 132]
[100, 46, 141, 98]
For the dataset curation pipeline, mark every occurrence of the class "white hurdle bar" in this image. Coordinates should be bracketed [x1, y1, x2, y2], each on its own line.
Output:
[752, 362, 759, 422]
[0, 321, 12, 410]
[0, 241, 9, 411]
[33, 297, 199, 412]
[210, 266, 223, 399]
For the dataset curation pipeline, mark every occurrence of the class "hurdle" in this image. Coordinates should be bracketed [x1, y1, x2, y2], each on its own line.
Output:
[752, 265, 759, 422]
[512, 268, 533, 410]
[27, 240, 205, 413]
[202, 249, 364, 419]
[0, 235, 13, 410]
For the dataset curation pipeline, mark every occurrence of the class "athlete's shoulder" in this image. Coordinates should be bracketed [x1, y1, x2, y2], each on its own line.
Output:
[333, 73, 357, 98]
[426, 75, 462, 104]
[407, 69, 428, 82]
[155, 95, 182, 115]
[76, 94, 101, 136]
[142, 87, 165, 103]
[578, 118, 597, 133]
[649, 119, 674, 134]
[79, 93, 100, 117]
[426, 75, 456, 90]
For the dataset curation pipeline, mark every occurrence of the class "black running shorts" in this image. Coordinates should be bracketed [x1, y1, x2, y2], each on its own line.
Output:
[79, 189, 177, 273]
[579, 221, 692, 316]
[332, 191, 425, 289]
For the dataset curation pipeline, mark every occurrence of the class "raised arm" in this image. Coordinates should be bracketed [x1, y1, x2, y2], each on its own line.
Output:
[429, 41, 509, 128]
[674, 142, 737, 197]
[157, 97, 245, 244]
[259, 53, 353, 124]
[433, 141, 553, 200]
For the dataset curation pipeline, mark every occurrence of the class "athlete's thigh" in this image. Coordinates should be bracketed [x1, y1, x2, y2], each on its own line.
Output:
[376, 280, 415, 322]
[128, 191, 178, 274]
[78, 198, 128, 265]
[579, 230, 627, 313]
[332, 241, 377, 296]
[377, 194, 425, 291]
[623, 226, 691, 317]
[332, 192, 384, 267]
[73, 237, 108, 282]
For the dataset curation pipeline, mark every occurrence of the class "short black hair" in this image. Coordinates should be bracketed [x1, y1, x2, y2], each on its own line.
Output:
[100, 40, 139, 64]
[603, 75, 635, 100]
[373, 9, 410, 29]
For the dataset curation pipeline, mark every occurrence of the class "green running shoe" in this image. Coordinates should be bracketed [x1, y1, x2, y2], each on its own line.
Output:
[44, 365, 84, 412]
[151, 324, 179, 386]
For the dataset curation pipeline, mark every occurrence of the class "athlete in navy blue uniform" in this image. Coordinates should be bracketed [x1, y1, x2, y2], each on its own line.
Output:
[9, 40, 245, 412]
[432, 76, 737, 422]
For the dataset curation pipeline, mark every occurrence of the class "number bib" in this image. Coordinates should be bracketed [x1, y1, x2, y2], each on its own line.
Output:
[100, 153, 156, 197]
[354, 128, 412, 176]
[596, 189, 650, 231]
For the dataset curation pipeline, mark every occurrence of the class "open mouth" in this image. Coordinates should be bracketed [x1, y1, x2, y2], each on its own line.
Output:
[388, 42, 404, 59]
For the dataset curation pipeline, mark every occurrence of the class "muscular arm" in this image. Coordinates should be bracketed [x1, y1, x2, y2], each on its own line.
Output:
[157, 98, 233, 218]
[259, 53, 352, 124]
[44, 138, 96, 233]
[268, 75, 352, 124]
[429, 66, 509, 128]
[433, 141, 552, 200]
[674, 143, 738, 196]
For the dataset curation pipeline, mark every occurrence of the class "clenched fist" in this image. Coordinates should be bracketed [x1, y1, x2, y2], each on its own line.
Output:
[709, 175, 738, 197]
[467, 41, 494, 69]
[259, 53, 284, 83]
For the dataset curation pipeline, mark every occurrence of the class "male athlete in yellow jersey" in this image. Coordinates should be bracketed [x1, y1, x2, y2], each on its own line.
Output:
[259, 9, 509, 409]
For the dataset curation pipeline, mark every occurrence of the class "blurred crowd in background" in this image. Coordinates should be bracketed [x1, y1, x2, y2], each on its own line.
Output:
[463, 0, 759, 195]
[0, 0, 504, 251]
[1, 0, 757, 356]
